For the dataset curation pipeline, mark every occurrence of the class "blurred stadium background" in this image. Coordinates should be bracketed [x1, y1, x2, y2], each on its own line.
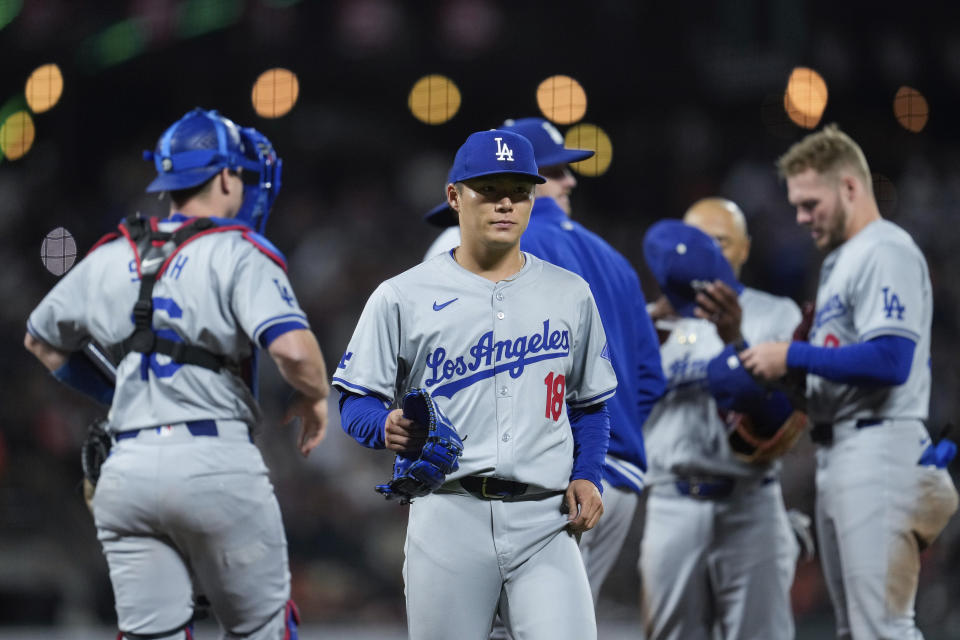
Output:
[2, 0, 959, 637]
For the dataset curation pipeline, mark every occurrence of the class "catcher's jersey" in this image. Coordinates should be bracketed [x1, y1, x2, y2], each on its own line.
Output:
[333, 251, 617, 491]
[806, 219, 931, 423]
[27, 215, 309, 431]
[644, 287, 801, 481]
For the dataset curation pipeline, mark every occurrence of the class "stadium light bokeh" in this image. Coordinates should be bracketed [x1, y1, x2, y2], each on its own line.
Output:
[893, 86, 929, 133]
[79, 19, 147, 70]
[408, 75, 461, 125]
[0, 110, 35, 160]
[252, 68, 300, 119]
[537, 75, 587, 125]
[25, 64, 64, 114]
[565, 123, 612, 177]
[783, 67, 828, 129]
[177, 0, 242, 38]
[40, 227, 77, 276]
[0, 0, 21, 31]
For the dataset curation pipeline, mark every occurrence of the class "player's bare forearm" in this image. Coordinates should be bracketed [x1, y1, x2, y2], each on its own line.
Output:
[269, 329, 330, 456]
[383, 409, 425, 453]
[565, 478, 603, 534]
[740, 341, 790, 381]
[24, 332, 69, 372]
[268, 329, 330, 400]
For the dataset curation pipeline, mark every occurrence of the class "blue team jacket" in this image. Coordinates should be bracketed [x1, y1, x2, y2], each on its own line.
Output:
[520, 197, 665, 494]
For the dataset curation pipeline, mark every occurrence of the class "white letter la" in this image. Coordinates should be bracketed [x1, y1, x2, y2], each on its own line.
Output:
[494, 137, 514, 162]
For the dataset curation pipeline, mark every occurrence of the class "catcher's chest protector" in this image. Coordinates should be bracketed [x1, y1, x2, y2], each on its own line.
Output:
[103, 214, 251, 372]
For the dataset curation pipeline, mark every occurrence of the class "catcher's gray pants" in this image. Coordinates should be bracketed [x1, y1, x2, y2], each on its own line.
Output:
[93, 422, 292, 640]
[639, 477, 797, 640]
[814, 418, 958, 640]
[404, 491, 596, 640]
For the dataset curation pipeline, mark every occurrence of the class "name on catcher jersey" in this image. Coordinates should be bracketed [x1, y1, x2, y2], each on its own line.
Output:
[806, 219, 932, 423]
[333, 252, 617, 491]
[644, 287, 801, 481]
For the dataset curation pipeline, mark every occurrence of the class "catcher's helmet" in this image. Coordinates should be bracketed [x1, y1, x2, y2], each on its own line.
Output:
[144, 108, 282, 233]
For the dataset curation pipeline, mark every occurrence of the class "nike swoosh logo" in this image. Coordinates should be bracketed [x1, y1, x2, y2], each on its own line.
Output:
[141, 256, 164, 271]
[433, 298, 458, 311]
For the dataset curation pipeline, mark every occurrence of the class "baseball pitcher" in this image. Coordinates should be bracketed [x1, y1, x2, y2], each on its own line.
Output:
[336, 130, 617, 640]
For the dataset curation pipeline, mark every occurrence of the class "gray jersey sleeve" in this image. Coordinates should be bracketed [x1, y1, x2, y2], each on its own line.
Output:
[230, 245, 309, 347]
[332, 282, 402, 401]
[852, 242, 925, 342]
[565, 288, 617, 408]
[27, 252, 97, 350]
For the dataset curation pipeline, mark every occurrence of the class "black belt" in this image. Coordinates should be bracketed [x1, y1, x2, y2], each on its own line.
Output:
[458, 476, 564, 502]
[115, 419, 219, 441]
[811, 418, 884, 444]
[675, 475, 775, 500]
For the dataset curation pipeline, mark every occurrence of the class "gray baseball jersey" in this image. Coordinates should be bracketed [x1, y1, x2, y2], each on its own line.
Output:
[806, 219, 931, 423]
[334, 250, 617, 491]
[27, 219, 308, 431]
[804, 219, 956, 639]
[644, 287, 801, 481]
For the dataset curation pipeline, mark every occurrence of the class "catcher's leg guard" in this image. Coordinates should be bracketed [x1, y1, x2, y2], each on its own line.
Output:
[283, 599, 300, 640]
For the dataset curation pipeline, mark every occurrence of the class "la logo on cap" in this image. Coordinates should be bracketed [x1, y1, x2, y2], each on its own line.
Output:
[494, 137, 514, 162]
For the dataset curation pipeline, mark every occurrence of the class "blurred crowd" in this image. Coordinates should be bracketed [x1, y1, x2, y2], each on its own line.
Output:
[2, 1, 959, 637]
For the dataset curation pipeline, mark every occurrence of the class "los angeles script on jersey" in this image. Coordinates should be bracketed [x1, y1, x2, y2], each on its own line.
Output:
[426, 319, 570, 399]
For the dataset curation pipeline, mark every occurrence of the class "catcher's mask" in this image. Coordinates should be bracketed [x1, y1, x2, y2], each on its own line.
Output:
[143, 108, 283, 233]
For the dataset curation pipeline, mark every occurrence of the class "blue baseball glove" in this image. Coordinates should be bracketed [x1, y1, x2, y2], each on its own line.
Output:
[376, 389, 464, 504]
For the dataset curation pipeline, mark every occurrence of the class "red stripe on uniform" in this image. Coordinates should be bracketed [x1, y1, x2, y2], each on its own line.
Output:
[86, 231, 120, 257]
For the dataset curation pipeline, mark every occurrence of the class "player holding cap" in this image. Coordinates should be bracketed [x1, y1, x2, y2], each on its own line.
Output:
[25, 108, 330, 639]
[741, 124, 959, 639]
[639, 201, 805, 640]
[336, 129, 617, 639]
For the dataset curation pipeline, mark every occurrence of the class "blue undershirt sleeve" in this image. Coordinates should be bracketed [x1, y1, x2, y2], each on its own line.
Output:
[787, 335, 916, 386]
[568, 402, 611, 494]
[338, 391, 390, 449]
[52, 350, 114, 406]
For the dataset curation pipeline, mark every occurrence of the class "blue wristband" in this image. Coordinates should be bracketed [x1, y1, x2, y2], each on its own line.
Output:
[52, 350, 115, 406]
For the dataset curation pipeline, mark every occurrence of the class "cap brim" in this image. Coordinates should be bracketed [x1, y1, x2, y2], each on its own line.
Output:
[664, 289, 698, 319]
[536, 148, 595, 169]
[424, 201, 458, 228]
[454, 169, 546, 184]
[145, 166, 221, 193]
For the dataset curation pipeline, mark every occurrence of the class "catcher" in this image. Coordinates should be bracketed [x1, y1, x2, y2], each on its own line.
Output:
[638, 202, 808, 640]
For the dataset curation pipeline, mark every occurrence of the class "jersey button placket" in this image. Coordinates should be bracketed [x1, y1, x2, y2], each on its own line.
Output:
[492, 285, 514, 476]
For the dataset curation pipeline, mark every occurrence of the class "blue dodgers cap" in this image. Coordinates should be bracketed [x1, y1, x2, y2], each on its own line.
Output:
[500, 117, 594, 168]
[642, 219, 742, 318]
[449, 129, 546, 185]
